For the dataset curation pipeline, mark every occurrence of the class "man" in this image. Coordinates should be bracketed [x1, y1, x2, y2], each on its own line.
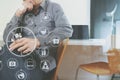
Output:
[3, 0, 73, 80]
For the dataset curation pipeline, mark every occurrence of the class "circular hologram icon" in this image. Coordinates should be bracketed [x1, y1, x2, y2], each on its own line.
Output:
[15, 69, 27, 80]
[40, 12, 51, 23]
[7, 58, 18, 69]
[6, 27, 36, 57]
[49, 36, 61, 47]
[40, 60, 50, 72]
[39, 27, 49, 37]
[24, 58, 36, 70]
[38, 47, 49, 58]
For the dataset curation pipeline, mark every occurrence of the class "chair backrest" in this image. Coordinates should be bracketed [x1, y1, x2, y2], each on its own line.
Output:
[53, 38, 69, 80]
[107, 49, 120, 73]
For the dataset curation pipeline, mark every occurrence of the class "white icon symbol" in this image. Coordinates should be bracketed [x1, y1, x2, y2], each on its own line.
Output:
[25, 58, 36, 70]
[0, 47, 2, 51]
[7, 58, 18, 69]
[42, 61, 49, 70]
[39, 47, 49, 57]
[53, 38, 60, 45]
[41, 29, 47, 35]
[44, 16, 48, 20]
[17, 72, 25, 79]
[14, 33, 22, 39]
[11, 38, 15, 42]
[41, 49, 47, 56]
[27, 60, 34, 67]
[16, 70, 27, 80]
[9, 61, 16, 67]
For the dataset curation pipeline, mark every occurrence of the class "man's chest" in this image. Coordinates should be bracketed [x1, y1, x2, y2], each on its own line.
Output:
[23, 11, 55, 37]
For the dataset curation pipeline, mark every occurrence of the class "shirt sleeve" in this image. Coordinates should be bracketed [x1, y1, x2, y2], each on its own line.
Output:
[37, 3, 73, 46]
[3, 15, 23, 42]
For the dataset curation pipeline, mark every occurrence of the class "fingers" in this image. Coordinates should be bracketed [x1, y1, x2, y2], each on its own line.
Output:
[9, 41, 16, 48]
[9, 38, 26, 51]
[17, 45, 28, 52]
[16, 3, 27, 17]
[16, 38, 26, 43]
[9, 42, 26, 51]
[9, 38, 38, 54]
[9, 38, 24, 48]
[23, 1, 33, 11]
[23, 48, 31, 53]
[16, 1, 33, 17]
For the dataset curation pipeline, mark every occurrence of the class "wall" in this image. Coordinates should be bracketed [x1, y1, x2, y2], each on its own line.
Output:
[52, 0, 90, 25]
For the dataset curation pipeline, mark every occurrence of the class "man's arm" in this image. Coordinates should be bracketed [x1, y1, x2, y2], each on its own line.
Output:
[3, 1, 33, 42]
[3, 1, 40, 53]
[3, 15, 23, 42]
[52, 3, 73, 38]
[37, 3, 73, 46]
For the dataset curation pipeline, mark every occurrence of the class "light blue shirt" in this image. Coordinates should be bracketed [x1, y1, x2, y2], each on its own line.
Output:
[3, 0, 73, 72]
[3, 0, 73, 44]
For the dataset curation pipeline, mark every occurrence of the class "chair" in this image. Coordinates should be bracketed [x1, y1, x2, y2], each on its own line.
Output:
[75, 48, 120, 80]
[53, 38, 69, 80]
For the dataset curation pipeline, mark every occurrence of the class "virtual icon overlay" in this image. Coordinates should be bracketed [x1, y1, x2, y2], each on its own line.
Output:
[39, 27, 49, 36]
[7, 58, 18, 69]
[15, 69, 27, 80]
[6, 27, 36, 57]
[40, 60, 50, 72]
[40, 12, 51, 23]
[49, 35, 61, 47]
[0, 25, 64, 80]
[24, 58, 36, 70]
[37, 47, 49, 58]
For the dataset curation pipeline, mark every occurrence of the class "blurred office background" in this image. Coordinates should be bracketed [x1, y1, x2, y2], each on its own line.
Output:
[1, 0, 120, 80]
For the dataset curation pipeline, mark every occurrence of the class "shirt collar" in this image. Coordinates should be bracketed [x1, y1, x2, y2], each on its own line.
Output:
[40, 0, 47, 10]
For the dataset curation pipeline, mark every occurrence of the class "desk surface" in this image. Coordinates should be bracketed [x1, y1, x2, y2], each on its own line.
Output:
[68, 39, 106, 46]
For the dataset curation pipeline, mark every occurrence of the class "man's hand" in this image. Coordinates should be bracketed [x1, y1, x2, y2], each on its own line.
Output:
[16, 1, 33, 17]
[9, 38, 40, 53]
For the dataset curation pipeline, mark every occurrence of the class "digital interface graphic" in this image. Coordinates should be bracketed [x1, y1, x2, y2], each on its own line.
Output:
[0, 26, 63, 80]
[6, 27, 36, 57]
